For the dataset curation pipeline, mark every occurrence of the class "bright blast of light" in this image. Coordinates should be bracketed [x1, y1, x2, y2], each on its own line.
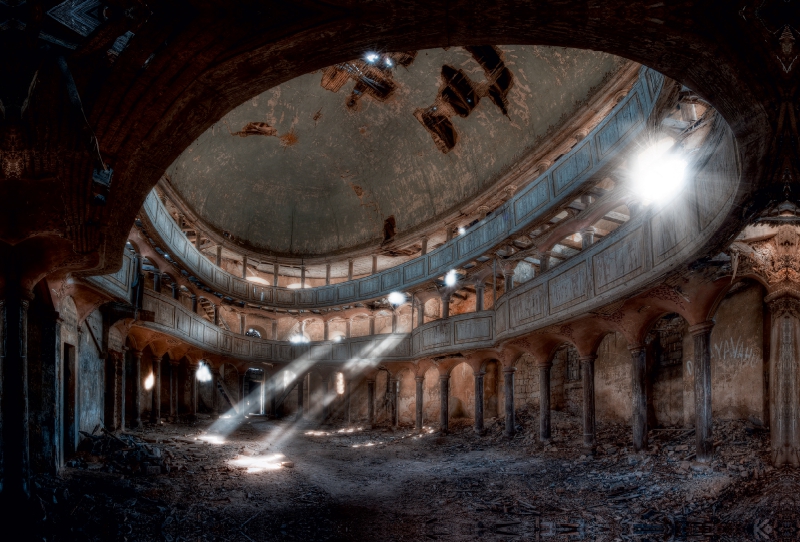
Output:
[445, 270, 457, 286]
[631, 138, 687, 204]
[144, 373, 154, 390]
[196, 363, 212, 382]
[229, 453, 285, 473]
[388, 291, 405, 306]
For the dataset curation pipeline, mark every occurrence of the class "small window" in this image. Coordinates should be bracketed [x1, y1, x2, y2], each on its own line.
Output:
[246, 328, 261, 338]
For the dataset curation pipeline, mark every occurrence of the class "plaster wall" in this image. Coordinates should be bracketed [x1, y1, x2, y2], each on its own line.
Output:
[596, 332, 632, 423]
[78, 310, 105, 435]
[449, 362, 475, 420]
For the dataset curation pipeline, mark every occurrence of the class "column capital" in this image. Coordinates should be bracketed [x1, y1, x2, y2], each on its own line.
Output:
[503, 366, 517, 374]
[170, 359, 181, 367]
[688, 320, 715, 336]
[439, 374, 451, 381]
[415, 375, 425, 382]
[579, 354, 597, 363]
[366, 378, 376, 384]
[474, 371, 486, 377]
[534, 361, 551, 370]
[627, 344, 645, 354]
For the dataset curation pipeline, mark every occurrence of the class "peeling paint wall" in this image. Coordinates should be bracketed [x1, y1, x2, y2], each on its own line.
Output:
[596, 332, 632, 424]
[78, 310, 105, 434]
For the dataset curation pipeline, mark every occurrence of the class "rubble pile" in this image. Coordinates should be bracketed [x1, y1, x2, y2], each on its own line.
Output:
[68, 427, 167, 475]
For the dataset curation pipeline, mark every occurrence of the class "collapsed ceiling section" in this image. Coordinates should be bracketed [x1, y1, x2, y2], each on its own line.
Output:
[166, 46, 630, 259]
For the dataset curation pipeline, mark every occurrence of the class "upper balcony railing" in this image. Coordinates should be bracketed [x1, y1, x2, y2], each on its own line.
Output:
[86, 99, 742, 367]
[140, 67, 665, 310]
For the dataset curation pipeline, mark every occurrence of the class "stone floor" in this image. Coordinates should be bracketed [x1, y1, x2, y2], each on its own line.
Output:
[32, 410, 799, 541]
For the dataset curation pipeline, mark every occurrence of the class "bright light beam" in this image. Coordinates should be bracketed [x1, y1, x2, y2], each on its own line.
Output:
[631, 138, 687, 204]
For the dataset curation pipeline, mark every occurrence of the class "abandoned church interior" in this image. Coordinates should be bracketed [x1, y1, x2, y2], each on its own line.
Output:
[3, 0, 800, 539]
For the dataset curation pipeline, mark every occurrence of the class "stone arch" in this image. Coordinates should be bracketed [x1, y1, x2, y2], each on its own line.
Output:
[548, 342, 582, 416]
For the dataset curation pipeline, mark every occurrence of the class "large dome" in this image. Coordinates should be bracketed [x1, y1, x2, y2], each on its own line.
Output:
[166, 45, 629, 258]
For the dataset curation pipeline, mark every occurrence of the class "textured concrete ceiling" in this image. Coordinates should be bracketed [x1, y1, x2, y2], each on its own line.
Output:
[167, 46, 627, 258]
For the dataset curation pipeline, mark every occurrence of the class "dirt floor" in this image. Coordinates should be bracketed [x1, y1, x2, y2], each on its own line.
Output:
[32, 407, 800, 541]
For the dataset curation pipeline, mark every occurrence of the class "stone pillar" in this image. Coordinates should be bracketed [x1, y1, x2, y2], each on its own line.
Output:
[345, 378, 352, 425]
[417, 297, 425, 327]
[581, 227, 596, 249]
[242, 255, 247, 279]
[191, 294, 197, 313]
[629, 345, 648, 451]
[153, 272, 161, 293]
[581, 355, 596, 450]
[415, 376, 424, 431]
[440, 375, 450, 433]
[239, 313, 246, 335]
[273, 263, 279, 287]
[503, 265, 515, 292]
[766, 293, 800, 467]
[171, 282, 179, 300]
[421, 236, 428, 256]
[132, 350, 143, 429]
[239, 373, 247, 415]
[475, 284, 485, 312]
[689, 321, 714, 461]
[392, 312, 398, 333]
[211, 368, 220, 418]
[188, 362, 198, 420]
[538, 363, 552, 441]
[367, 379, 375, 427]
[215, 245, 222, 266]
[170, 360, 180, 421]
[321, 377, 330, 423]
[538, 251, 549, 272]
[345, 319, 352, 338]
[114, 351, 126, 430]
[390, 379, 399, 427]
[213, 305, 219, 326]
[296, 374, 304, 421]
[271, 320, 278, 340]
[150, 356, 163, 424]
[372, 255, 378, 274]
[324, 320, 330, 341]
[325, 263, 331, 285]
[261, 371, 267, 415]
[368, 315, 375, 335]
[300, 265, 305, 288]
[504, 367, 516, 438]
[195, 230, 202, 249]
[474, 371, 485, 434]
[347, 259, 354, 281]
[441, 293, 451, 319]
[446, 224, 454, 242]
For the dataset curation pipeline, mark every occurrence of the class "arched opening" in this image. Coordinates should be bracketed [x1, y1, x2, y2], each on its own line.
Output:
[374, 368, 392, 425]
[483, 360, 501, 418]
[449, 362, 475, 425]
[394, 368, 415, 425]
[645, 313, 690, 429]
[422, 367, 440, 427]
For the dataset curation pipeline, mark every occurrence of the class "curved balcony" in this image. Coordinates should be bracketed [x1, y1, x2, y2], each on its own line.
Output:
[86, 89, 740, 371]
[138, 67, 665, 310]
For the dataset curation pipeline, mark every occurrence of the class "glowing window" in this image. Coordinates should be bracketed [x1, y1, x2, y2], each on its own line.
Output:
[336, 373, 345, 395]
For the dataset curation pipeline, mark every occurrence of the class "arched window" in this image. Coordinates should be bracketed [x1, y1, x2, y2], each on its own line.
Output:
[246, 328, 262, 338]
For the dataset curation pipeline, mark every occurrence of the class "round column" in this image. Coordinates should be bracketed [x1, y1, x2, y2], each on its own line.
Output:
[504, 367, 516, 438]
[629, 345, 648, 451]
[580, 355, 597, 450]
[474, 371, 485, 434]
[415, 376, 424, 431]
[440, 375, 450, 434]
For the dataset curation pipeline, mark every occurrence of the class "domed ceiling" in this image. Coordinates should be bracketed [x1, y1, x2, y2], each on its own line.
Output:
[166, 46, 628, 258]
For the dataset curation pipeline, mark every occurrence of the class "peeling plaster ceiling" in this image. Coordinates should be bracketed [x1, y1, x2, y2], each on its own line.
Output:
[167, 46, 628, 258]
